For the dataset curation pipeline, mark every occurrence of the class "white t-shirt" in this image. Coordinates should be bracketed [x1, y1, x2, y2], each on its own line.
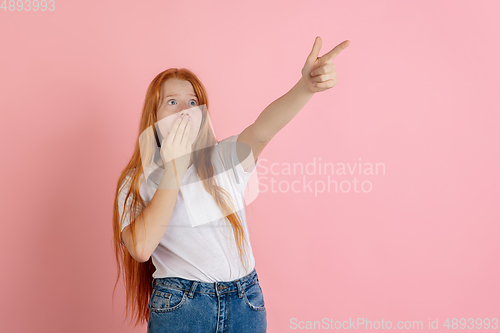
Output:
[117, 134, 260, 282]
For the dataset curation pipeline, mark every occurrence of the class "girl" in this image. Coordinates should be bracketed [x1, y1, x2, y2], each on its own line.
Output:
[112, 37, 350, 332]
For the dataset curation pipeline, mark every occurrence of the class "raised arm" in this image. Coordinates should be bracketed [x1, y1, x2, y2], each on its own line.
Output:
[237, 37, 350, 168]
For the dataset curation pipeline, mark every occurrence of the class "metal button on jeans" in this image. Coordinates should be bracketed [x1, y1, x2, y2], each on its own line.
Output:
[218, 285, 226, 291]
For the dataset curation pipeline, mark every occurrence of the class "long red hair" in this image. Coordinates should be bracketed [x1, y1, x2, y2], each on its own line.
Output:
[111, 68, 251, 327]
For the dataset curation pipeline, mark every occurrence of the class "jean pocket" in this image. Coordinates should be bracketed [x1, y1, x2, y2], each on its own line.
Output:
[243, 281, 266, 311]
[148, 285, 187, 313]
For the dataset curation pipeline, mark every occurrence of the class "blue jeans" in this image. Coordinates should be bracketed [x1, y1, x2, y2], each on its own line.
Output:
[147, 268, 267, 333]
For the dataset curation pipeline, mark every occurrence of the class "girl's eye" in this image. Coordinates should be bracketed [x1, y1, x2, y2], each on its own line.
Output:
[167, 99, 198, 105]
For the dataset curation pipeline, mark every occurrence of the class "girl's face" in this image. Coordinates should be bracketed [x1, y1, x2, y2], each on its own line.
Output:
[156, 78, 203, 144]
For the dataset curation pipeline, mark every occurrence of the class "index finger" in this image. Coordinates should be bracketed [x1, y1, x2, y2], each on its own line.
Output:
[167, 115, 188, 144]
[322, 40, 350, 63]
[172, 116, 191, 144]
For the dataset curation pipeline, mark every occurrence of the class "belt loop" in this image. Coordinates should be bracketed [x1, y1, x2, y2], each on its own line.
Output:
[151, 278, 155, 289]
[235, 280, 243, 298]
[188, 281, 199, 298]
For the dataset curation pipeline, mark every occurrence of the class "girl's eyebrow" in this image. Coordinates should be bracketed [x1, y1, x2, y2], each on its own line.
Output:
[164, 93, 197, 98]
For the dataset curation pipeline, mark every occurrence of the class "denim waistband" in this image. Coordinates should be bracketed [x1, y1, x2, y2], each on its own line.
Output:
[152, 268, 259, 296]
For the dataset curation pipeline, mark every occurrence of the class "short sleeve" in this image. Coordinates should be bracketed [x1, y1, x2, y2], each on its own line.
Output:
[117, 175, 143, 244]
[218, 133, 260, 182]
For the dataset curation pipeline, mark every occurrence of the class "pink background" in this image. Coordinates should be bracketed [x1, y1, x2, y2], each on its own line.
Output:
[1, 1, 499, 332]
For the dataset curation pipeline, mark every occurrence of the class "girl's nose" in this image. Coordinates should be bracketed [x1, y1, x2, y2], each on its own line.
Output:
[180, 106, 190, 115]
[180, 111, 191, 118]
[179, 105, 189, 115]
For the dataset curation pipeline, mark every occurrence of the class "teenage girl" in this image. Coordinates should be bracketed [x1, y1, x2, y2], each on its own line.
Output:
[112, 37, 350, 332]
